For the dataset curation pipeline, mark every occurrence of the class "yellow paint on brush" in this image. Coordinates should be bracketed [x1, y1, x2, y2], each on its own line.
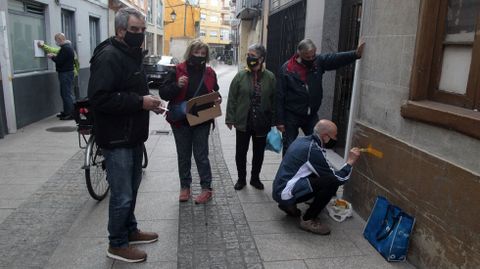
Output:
[359, 144, 384, 158]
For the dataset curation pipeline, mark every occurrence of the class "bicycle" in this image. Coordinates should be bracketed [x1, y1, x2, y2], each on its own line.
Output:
[74, 99, 148, 201]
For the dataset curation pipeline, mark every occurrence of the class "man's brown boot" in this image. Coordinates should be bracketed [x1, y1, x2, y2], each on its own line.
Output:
[107, 245, 147, 263]
[129, 230, 159, 245]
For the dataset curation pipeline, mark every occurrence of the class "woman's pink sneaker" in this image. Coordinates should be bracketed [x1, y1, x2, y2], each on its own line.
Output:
[194, 189, 213, 204]
[179, 188, 191, 202]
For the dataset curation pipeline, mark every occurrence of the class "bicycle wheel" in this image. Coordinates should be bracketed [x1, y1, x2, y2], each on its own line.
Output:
[142, 143, 148, 168]
[85, 136, 109, 200]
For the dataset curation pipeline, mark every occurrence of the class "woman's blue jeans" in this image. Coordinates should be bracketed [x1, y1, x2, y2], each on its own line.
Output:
[103, 144, 143, 248]
[172, 123, 212, 190]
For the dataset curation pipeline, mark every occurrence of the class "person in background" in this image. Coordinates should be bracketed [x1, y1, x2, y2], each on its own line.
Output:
[159, 39, 220, 204]
[226, 44, 276, 191]
[272, 119, 360, 235]
[38, 40, 80, 78]
[88, 7, 163, 263]
[38, 33, 76, 120]
[276, 38, 365, 155]
[38, 39, 81, 118]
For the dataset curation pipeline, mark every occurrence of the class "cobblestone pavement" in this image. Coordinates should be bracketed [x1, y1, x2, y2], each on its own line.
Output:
[0, 151, 88, 269]
[177, 128, 263, 269]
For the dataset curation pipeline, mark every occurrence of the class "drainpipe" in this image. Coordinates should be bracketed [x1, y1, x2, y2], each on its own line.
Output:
[0, 11, 17, 134]
[343, 2, 365, 161]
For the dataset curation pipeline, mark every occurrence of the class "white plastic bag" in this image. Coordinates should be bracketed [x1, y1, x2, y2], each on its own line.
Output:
[326, 198, 353, 222]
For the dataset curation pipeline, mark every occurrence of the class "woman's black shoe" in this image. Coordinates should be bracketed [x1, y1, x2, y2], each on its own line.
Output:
[249, 180, 264, 190]
[234, 180, 246, 190]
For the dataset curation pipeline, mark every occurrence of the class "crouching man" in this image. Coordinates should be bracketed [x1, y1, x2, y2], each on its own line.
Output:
[272, 119, 360, 235]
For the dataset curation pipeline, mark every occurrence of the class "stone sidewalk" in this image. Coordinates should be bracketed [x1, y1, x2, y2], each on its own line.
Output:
[0, 64, 415, 268]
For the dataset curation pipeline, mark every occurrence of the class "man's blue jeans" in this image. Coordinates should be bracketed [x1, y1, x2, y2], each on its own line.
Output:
[172, 123, 212, 189]
[283, 112, 319, 156]
[103, 144, 143, 248]
[58, 71, 74, 115]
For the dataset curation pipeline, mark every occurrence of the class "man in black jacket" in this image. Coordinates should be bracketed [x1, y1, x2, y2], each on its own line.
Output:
[276, 39, 365, 155]
[47, 33, 75, 120]
[88, 8, 163, 263]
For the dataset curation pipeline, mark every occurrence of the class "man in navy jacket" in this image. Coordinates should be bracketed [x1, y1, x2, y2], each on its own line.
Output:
[47, 33, 75, 120]
[276, 39, 365, 155]
[272, 119, 360, 235]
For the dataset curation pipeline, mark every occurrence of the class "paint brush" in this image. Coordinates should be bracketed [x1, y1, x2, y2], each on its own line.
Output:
[359, 144, 384, 158]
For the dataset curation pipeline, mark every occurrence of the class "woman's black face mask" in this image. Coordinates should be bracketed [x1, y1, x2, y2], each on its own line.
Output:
[247, 56, 260, 69]
[189, 55, 207, 66]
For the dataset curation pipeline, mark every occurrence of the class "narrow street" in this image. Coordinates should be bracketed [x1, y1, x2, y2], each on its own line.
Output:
[0, 64, 413, 269]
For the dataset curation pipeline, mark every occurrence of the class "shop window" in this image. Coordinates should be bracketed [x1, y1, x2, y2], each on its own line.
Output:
[401, 0, 480, 139]
[8, 0, 47, 73]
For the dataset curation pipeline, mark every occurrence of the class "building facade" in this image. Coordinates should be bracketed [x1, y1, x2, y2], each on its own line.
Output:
[0, 0, 109, 135]
[145, 0, 164, 56]
[163, 0, 200, 58]
[198, 0, 231, 61]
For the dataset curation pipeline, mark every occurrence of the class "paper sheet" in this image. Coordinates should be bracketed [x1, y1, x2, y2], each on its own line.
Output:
[34, 40, 45, 57]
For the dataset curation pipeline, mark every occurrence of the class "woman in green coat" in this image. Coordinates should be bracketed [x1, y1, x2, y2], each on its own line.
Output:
[226, 44, 276, 190]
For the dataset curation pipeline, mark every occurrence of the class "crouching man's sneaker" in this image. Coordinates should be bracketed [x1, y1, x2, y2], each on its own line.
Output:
[107, 245, 146, 263]
[195, 189, 213, 204]
[299, 217, 331, 235]
[129, 230, 159, 245]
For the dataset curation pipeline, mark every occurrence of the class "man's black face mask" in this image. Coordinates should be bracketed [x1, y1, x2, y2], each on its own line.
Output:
[301, 58, 315, 68]
[324, 138, 337, 149]
[124, 31, 144, 48]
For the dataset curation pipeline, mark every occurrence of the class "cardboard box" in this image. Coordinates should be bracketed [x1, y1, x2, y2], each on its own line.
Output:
[186, 92, 222, 126]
